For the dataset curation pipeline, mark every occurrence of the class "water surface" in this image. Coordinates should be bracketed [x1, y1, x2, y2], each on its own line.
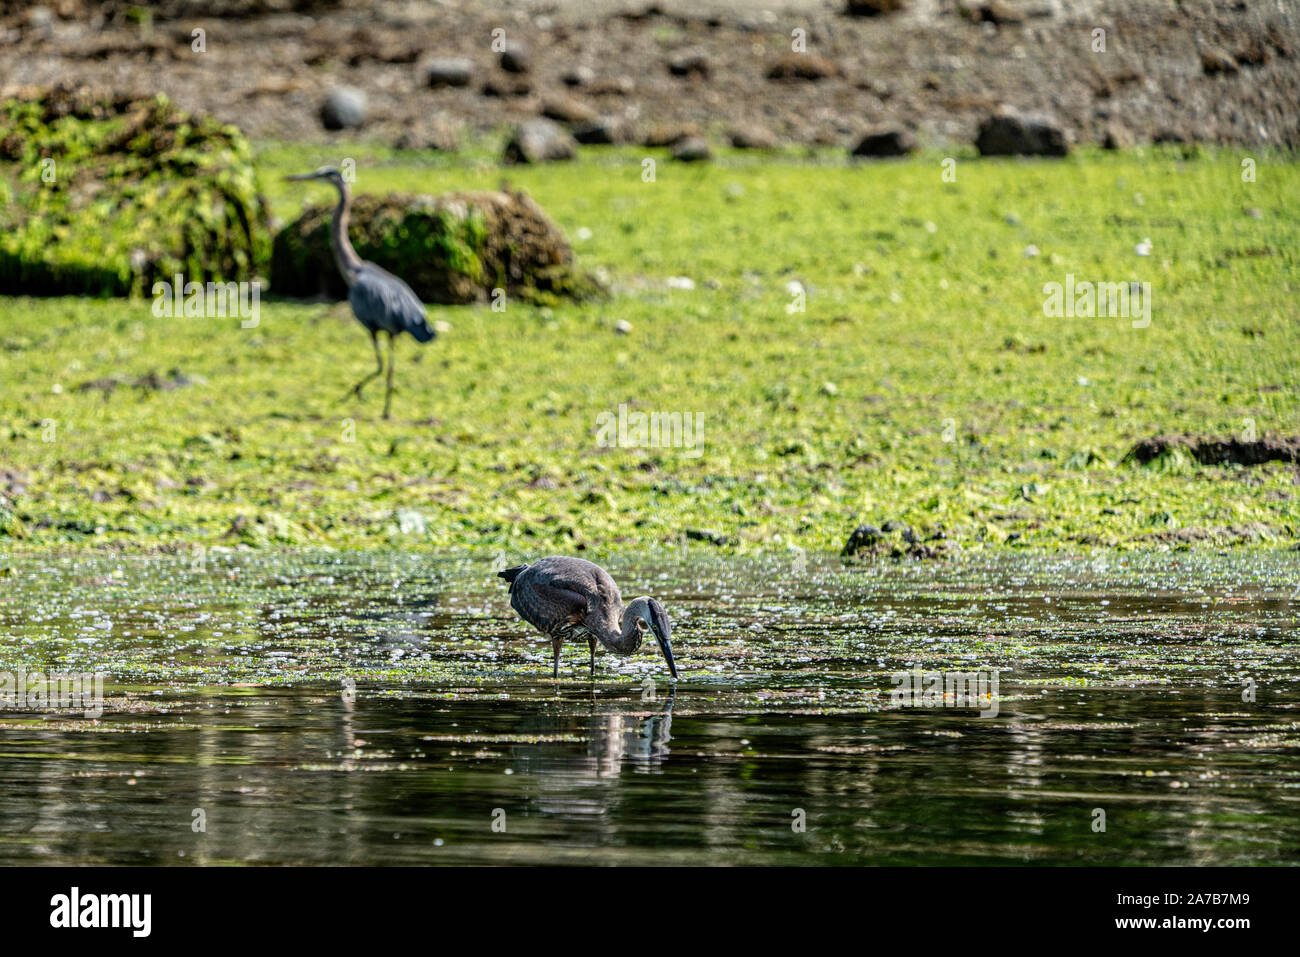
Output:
[0, 551, 1297, 865]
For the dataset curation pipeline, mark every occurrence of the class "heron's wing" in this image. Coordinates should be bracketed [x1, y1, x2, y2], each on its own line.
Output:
[348, 264, 436, 342]
[510, 577, 589, 634]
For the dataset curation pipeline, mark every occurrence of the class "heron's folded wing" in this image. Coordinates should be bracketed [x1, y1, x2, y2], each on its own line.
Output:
[511, 578, 589, 632]
[348, 264, 435, 341]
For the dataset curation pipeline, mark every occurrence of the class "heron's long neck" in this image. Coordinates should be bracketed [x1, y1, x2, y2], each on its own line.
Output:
[593, 606, 643, 655]
[330, 182, 364, 285]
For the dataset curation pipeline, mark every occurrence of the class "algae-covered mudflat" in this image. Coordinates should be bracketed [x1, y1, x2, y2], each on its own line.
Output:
[1, 146, 1297, 555]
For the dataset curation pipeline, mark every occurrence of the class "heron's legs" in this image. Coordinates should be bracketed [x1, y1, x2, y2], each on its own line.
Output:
[551, 636, 563, 679]
[382, 331, 396, 420]
[588, 637, 596, 676]
[344, 330, 384, 402]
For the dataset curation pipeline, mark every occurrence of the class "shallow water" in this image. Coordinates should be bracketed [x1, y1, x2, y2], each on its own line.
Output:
[0, 550, 1297, 865]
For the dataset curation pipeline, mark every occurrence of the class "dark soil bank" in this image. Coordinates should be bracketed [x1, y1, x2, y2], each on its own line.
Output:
[1, 0, 1296, 150]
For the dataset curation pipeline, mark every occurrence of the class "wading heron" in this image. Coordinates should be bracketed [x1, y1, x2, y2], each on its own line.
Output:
[285, 166, 435, 419]
[498, 556, 678, 680]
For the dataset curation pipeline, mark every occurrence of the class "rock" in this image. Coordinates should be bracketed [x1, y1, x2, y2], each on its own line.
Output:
[393, 125, 460, 152]
[562, 66, 595, 87]
[541, 96, 597, 125]
[728, 125, 779, 149]
[272, 188, 599, 306]
[0, 497, 26, 540]
[766, 53, 840, 81]
[842, 524, 884, 556]
[499, 41, 529, 73]
[897, 541, 955, 561]
[641, 123, 699, 147]
[1124, 434, 1300, 467]
[973, 1, 1026, 24]
[671, 136, 711, 161]
[481, 77, 533, 97]
[614, 319, 633, 334]
[319, 86, 366, 131]
[133, 369, 199, 391]
[589, 75, 635, 96]
[1090, 68, 1145, 98]
[1200, 44, 1239, 75]
[845, 0, 906, 15]
[850, 127, 916, 156]
[224, 510, 301, 546]
[1234, 40, 1271, 67]
[975, 108, 1068, 156]
[76, 377, 121, 396]
[572, 119, 620, 145]
[503, 119, 577, 164]
[668, 51, 710, 78]
[25, 6, 54, 40]
[685, 528, 732, 547]
[1102, 122, 1134, 150]
[424, 57, 474, 88]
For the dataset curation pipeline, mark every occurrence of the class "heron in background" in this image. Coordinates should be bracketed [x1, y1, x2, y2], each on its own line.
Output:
[285, 166, 435, 419]
[498, 556, 678, 680]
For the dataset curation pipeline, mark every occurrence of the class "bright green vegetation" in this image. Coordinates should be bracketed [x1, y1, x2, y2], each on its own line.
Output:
[0, 89, 268, 296]
[1, 143, 1297, 554]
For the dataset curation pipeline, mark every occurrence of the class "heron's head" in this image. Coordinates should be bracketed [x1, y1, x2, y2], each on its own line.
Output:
[630, 596, 677, 680]
[285, 166, 347, 190]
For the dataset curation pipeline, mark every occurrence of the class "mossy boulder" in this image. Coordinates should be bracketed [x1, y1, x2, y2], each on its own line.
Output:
[0, 84, 270, 297]
[271, 188, 601, 306]
[0, 495, 26, 540]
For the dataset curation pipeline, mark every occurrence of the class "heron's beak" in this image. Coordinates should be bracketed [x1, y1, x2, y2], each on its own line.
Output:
[649, 616, 677, 681]
[656, 632, 678, 681]
[285, 171, 320, 182]
[643, 601, 678, 681]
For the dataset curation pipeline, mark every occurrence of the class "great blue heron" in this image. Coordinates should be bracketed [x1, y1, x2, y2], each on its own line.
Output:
[285, 166, 435, 419]
[498, 556, 678, 680]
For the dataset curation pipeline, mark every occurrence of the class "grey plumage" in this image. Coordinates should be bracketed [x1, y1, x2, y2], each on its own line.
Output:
[349, 262, 435, 343]
[285, 165, 435, 419]
[499, 556, 678, 679]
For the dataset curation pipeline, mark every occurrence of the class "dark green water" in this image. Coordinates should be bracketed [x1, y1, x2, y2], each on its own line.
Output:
[0, 551, 1297, 865]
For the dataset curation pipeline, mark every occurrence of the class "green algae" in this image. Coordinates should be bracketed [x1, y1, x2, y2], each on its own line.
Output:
[0, 144, 1297, 553]
[0, 85, 269, 296]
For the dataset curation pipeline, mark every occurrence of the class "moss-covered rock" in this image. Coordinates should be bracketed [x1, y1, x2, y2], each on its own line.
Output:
[271, 188, 601, 306]
[0, 84, 270, 297]
[0, 495, 26, 540]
